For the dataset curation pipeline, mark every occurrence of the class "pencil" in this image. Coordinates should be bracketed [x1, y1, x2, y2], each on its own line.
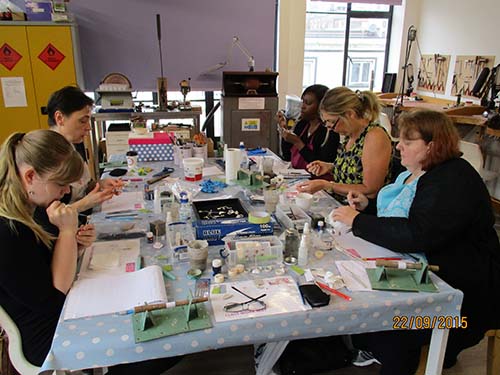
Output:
[315, 281, 352, 301]
[362, 257, 402, 261]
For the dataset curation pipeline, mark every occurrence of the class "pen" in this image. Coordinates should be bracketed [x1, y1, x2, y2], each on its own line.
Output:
[315, 281, 352, 302]
[362, 257, 402, 261]
[123, 178, 144, 182]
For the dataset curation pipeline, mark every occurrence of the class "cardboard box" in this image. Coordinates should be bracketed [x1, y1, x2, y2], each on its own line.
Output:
[25, 1, 52, 21]
[128, 143, 174, 162]
[194, 219, 274, 245]
[128, 132, 173, 161]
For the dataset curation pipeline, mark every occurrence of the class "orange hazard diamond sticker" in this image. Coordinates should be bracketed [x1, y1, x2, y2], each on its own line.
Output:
[0, 43, 22, 71]
[38, 43, 65, 70]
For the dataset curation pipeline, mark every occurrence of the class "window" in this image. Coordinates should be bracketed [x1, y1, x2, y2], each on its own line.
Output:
[348, 58, 376, 87]
[304, 1, 393, 91]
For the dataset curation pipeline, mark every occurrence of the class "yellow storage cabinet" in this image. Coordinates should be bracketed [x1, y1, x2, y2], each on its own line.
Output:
[0, 22, 83, 143]
[0, 25, 39, 139]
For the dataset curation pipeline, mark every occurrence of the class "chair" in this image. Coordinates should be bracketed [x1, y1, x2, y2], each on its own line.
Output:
[459, 140, 483, 173]
[0, 305, 40, 375]
[415, 330, 500, 375]
[458, 140, 499, 183]
[379, 112, 398, 142]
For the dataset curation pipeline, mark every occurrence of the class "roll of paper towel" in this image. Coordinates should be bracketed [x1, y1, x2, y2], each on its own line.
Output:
[225, 148, 242, 184]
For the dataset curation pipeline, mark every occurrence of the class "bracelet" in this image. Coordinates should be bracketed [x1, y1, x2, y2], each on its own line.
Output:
[326, 181, 335, 193]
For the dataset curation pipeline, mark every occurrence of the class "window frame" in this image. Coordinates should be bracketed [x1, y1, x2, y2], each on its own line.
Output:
[304, 2, 393, 89]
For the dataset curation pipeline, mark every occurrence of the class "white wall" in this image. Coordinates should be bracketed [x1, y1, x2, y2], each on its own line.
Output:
[277, 0, 307, 109]
[409, 0, 500, 100]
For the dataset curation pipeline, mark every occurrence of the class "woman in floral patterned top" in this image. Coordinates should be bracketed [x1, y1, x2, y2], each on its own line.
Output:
[297, 87, 392, 199]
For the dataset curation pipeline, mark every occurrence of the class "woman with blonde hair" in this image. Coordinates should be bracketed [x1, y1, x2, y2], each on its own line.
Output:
[0, 130, 84, 366]
[297, 87, 392, 199]
[0, 130, 182, 374]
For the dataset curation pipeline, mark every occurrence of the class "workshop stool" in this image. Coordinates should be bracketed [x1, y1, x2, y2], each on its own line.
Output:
[414, 329, 500, 375]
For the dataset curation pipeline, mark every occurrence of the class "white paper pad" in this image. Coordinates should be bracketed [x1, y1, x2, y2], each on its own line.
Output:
[334, 231, 401, 259]
[335, 260, 374, 291]
[79, 239, 141, 279]
[210, 276, 308, 322]
[100, 191, 144, 213]
[63, 265, 166, 320]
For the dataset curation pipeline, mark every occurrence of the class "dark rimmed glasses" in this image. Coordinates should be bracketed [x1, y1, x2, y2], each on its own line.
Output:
[223, 286, 267, 313]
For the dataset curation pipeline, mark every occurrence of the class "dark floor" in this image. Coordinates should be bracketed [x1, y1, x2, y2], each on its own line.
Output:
[164, 337, 488, 375]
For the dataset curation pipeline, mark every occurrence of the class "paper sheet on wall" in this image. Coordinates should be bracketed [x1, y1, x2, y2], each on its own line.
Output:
[1, 77, 27, 107]
[78, 239, 141, 279]
[63, 265, 167, 320]
[100, 191, 144, 213]
[210, 276, 308, 322]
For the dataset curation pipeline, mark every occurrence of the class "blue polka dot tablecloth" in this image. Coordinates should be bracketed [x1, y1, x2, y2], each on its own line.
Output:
[40, 160, 463, 373]
[40, 240, 463, 374]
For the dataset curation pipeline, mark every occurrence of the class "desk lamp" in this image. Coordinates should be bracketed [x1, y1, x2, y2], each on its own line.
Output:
[200, 35, 255, 75]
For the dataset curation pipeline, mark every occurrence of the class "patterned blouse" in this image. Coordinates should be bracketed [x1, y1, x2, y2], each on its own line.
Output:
[332, 122, 391, 185]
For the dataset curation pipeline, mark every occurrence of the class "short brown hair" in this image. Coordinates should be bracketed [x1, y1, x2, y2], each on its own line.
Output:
[397, 109, 461, 171]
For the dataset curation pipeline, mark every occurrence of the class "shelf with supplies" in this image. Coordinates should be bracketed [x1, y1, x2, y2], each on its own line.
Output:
[87, 108, 202, 180]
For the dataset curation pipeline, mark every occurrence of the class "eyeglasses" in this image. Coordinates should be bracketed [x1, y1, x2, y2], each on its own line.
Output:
[223, 299, 267, 313]
[324, 117, 340, 128]
[223, 286, 267, 313]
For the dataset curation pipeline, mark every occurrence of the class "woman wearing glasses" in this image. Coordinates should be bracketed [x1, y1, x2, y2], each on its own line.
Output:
[278, 85, 339, 175]
[296, 87, 392, 199]
[332, 110, 500, 374]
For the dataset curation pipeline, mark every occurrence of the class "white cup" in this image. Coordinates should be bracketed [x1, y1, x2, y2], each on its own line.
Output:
[295, 192, 313, 210]
[126, 151, 138, 169]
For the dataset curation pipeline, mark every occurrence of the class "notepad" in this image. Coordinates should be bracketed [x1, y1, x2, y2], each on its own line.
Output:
[79, 239, 141, 278]
[101, 191, 144, 213]
[63, 265, 167, 320]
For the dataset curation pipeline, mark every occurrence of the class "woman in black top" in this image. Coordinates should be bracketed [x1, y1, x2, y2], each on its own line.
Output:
[278, 85, 339, 173]
[332, 110, 500, 374]
[0, 131, 181, 374]
[0, 130, 84, 366]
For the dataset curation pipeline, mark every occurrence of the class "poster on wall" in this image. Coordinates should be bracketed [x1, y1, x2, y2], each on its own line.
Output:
[451, 55, 496, 98]
[417, 54, 450, 95]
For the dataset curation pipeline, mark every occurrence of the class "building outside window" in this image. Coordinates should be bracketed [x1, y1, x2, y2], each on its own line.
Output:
[304, 1, 392, 91]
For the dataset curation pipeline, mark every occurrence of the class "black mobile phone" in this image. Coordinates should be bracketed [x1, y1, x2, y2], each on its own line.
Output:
[299, 284, 330, 308]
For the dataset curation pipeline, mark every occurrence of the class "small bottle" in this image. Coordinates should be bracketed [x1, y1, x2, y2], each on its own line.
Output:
[178, 192, 191, 222]
[284, 228, 300, 265]
[239, 141, 249, 170]
[153, 187, 161, 214]
[146, 231, 154, 244]
[298, 223, 311, 266]
[317, 220, 334, 250]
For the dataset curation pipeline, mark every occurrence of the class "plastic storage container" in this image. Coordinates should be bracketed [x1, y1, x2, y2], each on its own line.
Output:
[166, 222, 195, 262]
[275, 203, 312, 232]
[223, 235, 283, 268]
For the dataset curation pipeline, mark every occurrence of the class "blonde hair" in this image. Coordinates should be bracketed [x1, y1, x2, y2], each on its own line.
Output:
[0, 130, 84, 247]
[320, 87, 381, 123]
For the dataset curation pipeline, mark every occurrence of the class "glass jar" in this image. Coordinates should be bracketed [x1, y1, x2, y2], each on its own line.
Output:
[284, 228, 300, 265]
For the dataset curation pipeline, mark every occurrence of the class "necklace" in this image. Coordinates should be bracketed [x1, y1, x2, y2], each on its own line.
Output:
[307, 121, 320, 137]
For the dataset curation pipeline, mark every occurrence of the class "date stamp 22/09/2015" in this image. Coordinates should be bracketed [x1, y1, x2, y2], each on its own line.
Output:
[393, 315, 468, 330]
